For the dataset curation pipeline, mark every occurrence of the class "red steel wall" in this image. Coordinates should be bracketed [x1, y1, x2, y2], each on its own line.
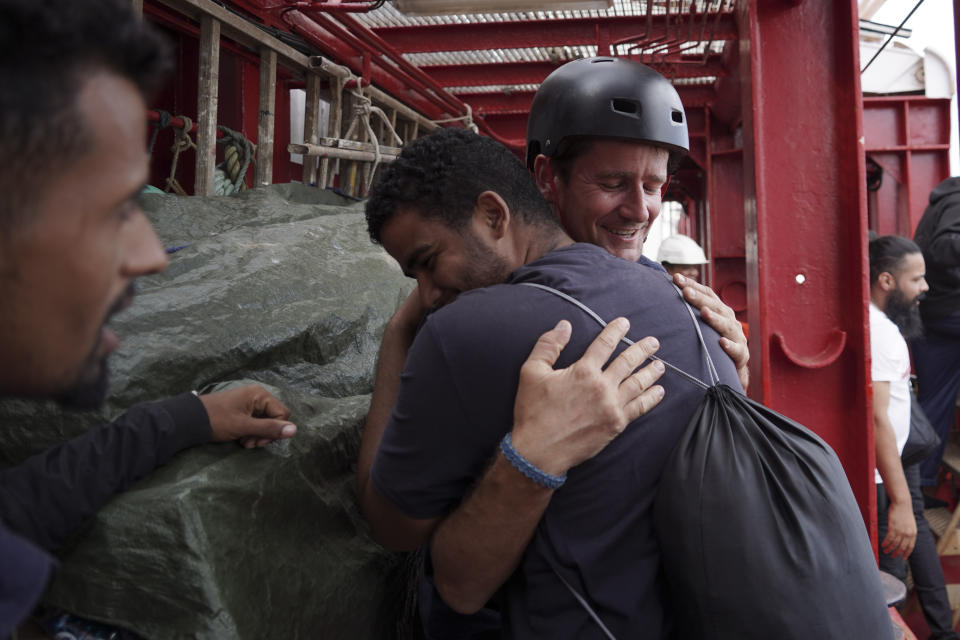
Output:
[144, 3, 298, 193]
[138, 1, 960, 544]
[698, 17, 952, 544]
[865, 96, 952, 237]
[737, 0, 877, 539]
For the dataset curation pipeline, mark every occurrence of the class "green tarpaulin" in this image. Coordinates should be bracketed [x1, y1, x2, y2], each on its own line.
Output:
[0, 184, 417, 639]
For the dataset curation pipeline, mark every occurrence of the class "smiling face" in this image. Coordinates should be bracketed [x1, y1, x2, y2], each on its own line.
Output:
[536, 139, 669, 263]
[379, 206, 513, 312]
[0, 71, 168, 402]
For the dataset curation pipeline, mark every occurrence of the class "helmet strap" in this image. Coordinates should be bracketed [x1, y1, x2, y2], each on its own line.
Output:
[545, 158, 573, 236]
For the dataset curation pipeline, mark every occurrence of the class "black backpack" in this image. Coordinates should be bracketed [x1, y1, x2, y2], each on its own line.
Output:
[523, 282, 892, 640]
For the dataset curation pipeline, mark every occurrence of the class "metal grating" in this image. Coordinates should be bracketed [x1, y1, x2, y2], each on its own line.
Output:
[359, 0, 737, 28]
[446, 83, 541, 93]
[324, 0, 741, 135]
[353, 0, 737, 86]
[402, 46, 599, 67]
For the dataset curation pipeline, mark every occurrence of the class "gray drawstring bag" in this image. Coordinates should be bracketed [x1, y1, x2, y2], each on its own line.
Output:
[522, 283, 892, 640]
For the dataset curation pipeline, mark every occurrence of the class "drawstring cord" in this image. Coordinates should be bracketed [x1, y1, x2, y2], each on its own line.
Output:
[519, 281, 720, 390]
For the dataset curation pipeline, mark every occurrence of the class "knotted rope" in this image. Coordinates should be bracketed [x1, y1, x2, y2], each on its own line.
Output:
[147, 111, 255, 196]
[342, 88, 403, 192]
[430, 104, 478, 133]
[165, 115, 196, 196]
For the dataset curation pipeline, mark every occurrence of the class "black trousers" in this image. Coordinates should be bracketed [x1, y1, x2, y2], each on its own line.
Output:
[878, 463, 960, 639]
[912, 311, 960, 487]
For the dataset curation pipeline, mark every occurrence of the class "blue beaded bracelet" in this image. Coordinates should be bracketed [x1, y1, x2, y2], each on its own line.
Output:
[499, 433, 566, 490]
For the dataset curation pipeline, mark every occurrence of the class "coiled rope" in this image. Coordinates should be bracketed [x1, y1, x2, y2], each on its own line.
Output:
[148, 110, 254, 196]
[214, 125, 254, 195]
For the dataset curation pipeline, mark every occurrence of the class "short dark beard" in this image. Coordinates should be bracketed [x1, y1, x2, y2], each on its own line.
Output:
[53, 282, 136, 410]
[461, 228, 511, 292]
[884, 287, 924, 339]
[53, 355, 110, 410]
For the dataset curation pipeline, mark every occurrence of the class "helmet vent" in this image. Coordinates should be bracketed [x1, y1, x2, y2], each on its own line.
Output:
[611, 98, 640, 116]
[672, 110, 684, 124]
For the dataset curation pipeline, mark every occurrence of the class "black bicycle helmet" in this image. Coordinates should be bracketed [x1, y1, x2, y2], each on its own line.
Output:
[525, 57, 689, 170]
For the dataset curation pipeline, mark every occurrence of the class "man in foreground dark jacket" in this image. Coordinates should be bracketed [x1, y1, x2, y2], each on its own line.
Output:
[0, 1, 298, 636]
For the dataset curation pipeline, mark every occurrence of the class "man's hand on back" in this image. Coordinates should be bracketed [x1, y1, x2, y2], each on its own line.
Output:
[509, 318, 665, 476]
[430, 318, 665, 611]
[673, 273, 750, 390]
[199, 385, 297, 449]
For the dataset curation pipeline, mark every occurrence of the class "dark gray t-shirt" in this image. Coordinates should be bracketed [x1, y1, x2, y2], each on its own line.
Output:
[372, 243, 741, 639]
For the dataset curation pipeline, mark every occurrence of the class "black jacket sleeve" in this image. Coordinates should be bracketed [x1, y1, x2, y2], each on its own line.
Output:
[0, 393, 211, 552]
[927, 216, 960, 268]
[922, 190, 960, 267]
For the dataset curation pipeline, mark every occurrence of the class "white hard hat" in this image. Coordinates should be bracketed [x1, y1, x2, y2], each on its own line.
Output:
[658, 235, 708, 265]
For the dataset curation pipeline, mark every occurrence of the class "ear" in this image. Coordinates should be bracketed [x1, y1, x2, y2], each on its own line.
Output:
[532, 155, 555, 204]
[473, 190, 511, 241]
[877, 271, 896, 292]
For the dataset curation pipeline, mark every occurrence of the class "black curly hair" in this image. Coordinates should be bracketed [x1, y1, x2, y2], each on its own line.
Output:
[365, 128, 558, 244]
[0, 0, 171, 226]
[869, 235, 922, 285]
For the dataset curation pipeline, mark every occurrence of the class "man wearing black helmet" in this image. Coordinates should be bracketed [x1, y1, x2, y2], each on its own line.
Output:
[528, 57, 748, 388]
[358, 58, 749, 638]
[401, 58, 749, 636]
[359, 127, 742, 639]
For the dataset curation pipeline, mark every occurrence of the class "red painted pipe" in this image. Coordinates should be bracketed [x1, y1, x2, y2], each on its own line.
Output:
[147, 111, 236, 141]
[283, 9, 523, 153]
[148, 109, 193, 131]
[325, 12, 523, 150]
[332, 11, 466, 114]
[282, 9, 453, 120]
[284, 0, 383, 12]
[303, 10, 463, 117]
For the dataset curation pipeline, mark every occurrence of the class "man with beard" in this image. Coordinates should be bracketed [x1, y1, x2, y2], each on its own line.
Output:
[0, 1, 298, 635]
[869, 236, 959, 640]
[870, 235, 927, 560]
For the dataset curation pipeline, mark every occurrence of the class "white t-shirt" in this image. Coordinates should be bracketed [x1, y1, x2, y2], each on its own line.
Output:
[870, 302, 912, 484]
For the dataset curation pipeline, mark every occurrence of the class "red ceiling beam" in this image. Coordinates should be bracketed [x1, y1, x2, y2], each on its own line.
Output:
[371, 13, 737, 54]
[283, 9, 457, 121]
[326, 10, 467, 114]
[422, 55, 728, 88]
[459, 90, 535, 116]
[328, 10, 523, 150]
[281, 9, 525, 152]
[424, 60, 563, 88]
[458, 84, 717, 116]
[630, 54, 729, 80]
[475, 112, 528, 144]
[668, 85, 717, 108]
